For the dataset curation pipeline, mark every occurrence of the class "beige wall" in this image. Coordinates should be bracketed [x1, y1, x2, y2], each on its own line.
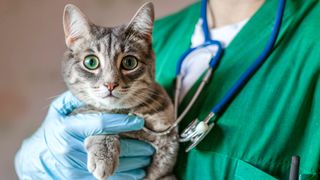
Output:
[0, 0, 196, 179]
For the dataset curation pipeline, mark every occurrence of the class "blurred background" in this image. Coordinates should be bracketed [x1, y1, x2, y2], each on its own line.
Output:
[0, 0, 196, 179]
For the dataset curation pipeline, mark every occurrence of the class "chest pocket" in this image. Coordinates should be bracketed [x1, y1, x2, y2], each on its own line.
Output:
[299, 174, 319, 180]
[235, 160, 278, 180]
[235, 160, 319, 180]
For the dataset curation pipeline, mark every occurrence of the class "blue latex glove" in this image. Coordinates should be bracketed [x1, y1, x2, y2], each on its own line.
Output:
[15, 91, 155, 180]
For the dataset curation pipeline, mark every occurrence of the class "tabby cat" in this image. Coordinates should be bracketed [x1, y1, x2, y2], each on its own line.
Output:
[62, 2, 178, 180]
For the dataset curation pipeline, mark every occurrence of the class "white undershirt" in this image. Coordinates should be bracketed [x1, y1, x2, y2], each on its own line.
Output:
[179, 19, 248, 102]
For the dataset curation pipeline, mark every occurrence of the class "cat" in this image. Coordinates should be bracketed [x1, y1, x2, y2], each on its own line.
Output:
[61, 2, 178, 180]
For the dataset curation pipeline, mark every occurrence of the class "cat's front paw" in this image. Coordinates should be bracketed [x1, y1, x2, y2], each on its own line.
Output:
[87, 149, 118, 180]
[85, 135, 120, 180]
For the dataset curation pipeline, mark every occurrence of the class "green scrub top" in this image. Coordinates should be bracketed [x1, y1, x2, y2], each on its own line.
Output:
[152, 0, 320, 179]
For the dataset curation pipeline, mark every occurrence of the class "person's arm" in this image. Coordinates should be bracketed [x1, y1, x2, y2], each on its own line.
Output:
[15, 91, 154, 179]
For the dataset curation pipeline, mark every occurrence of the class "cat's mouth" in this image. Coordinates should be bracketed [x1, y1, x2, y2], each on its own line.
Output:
[91, 86, 122, 99]
[102, 93, 119, 99]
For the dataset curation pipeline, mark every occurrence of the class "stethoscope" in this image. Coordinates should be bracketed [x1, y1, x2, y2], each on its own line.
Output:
[143, 0, 286, 152]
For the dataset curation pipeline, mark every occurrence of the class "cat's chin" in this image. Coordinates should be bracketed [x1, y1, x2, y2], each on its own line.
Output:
[93, 96, 135, 110]
[102, 96, 119, 103]
[97, 97, 120, 106]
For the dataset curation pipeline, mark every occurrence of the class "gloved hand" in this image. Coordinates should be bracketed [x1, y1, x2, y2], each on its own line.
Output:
[15, 91, 155, 180]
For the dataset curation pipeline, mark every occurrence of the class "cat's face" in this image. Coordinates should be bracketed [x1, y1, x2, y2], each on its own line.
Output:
[62, 3, 155, 110]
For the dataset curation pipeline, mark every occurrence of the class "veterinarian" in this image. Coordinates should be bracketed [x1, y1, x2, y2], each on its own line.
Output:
[15, 0, 320, 179]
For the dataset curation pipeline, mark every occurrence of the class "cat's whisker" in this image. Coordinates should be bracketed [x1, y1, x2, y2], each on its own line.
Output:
[133, 95, 159, 113]
[131, 91, 161, 113]
[46, 94, 61, 100]
[41, 104, 50, 111]
[145, 90, 168, 99]
[129, 87, 164, 101]
[130, 87, 167, 98]
[118, 89, 129, 93]
[139, 94, 163, 109]
[134, 90, 166, 106]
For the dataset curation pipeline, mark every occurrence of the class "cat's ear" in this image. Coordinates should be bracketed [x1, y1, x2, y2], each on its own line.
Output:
[63, 4, 91, 48]
[126, 2, 154, 41]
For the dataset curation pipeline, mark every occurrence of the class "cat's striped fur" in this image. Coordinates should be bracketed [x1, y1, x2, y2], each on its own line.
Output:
[62, 2, 178, 180]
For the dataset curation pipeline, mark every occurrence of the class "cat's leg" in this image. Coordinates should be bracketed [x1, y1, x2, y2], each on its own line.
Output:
[143, 133, 179, 180]
[85, 135, 120, 180]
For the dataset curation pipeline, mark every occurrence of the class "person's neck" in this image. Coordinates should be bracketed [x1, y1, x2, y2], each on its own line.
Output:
[207, 0, 265, 28]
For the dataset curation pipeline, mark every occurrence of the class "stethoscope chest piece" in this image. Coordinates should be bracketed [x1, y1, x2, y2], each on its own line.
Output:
[180, 112, 216, 152]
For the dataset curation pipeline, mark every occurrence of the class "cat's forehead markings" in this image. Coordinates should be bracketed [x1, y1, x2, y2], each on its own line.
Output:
[85, 48, 95, 54]
[107, 33, 113, 57]
[96, 43, 101, 52]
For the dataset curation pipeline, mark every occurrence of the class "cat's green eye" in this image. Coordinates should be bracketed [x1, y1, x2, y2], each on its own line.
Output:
[83, 55, 100, 70]
[121, 56, 138, 70]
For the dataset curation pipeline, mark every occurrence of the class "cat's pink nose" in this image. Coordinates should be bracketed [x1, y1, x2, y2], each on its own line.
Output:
[105, 82, 119, 92]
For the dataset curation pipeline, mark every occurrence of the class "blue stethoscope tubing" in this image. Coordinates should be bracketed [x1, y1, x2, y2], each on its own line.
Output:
[211, 0, 286, 116]
[178, 0, 285, 117]
[143, 0, 286, 152]
[177, 0, 286, 151]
